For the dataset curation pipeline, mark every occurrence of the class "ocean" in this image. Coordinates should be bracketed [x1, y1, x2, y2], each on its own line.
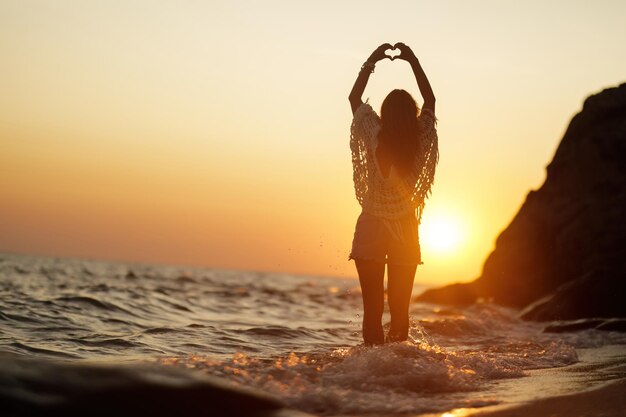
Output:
[1, 253, 625, 416]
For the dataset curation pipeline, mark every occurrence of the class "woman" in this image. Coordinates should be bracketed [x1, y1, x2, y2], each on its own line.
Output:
[348, 42, 438, 345]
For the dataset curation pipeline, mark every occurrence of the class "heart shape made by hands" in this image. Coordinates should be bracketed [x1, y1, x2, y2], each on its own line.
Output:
[385, 47, 401, 60]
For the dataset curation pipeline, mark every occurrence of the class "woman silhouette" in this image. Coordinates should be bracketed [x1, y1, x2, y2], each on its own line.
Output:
[348, 42, 438, 345]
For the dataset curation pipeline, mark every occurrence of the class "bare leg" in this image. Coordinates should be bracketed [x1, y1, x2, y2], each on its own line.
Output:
[387, 263, 417, 342]
[355, 259, 385, 345]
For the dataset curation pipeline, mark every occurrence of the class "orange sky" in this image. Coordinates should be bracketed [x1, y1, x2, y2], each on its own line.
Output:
[1, 1, 625, 285]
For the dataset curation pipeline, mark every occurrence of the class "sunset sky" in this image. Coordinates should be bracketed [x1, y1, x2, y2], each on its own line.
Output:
[1, 1, 625, 285]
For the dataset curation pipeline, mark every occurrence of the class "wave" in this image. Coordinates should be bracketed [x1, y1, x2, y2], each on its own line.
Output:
[241, 326, 315, 339]
[0, 311, 46, 324]
[143, 327, 181, 335]
[54, 295, 138, 316]
[9, 342, 80, 359]
[73, 338, 144, 349]
[0, 353, 286, 417]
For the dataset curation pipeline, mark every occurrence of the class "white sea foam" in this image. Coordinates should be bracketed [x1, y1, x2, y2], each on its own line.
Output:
[175, 330, 580, 414]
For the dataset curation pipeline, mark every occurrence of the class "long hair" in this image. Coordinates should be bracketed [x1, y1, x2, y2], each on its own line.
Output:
[378, 89, 422, 177]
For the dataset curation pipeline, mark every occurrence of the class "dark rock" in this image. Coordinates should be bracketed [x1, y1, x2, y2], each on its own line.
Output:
[416, 83, 626, 321]
[413, 282, 479, 306]
[521, 268, 626, 321]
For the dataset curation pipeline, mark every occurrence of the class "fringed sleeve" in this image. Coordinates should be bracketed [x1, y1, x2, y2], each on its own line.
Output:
[411, 109, 439, 224]
[350, 102, 380, 206]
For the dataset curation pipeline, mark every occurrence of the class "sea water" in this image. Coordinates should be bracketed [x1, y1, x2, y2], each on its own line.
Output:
[1, 253, 624, 416]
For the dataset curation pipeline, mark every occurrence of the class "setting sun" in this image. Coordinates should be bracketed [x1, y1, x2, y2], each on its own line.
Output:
[420, 214, 464, 254]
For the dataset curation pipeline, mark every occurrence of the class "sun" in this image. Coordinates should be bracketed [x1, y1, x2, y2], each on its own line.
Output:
[420, 214, 463, 254]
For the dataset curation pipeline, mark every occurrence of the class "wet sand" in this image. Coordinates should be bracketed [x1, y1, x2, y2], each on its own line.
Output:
[471, 379, 626, 417]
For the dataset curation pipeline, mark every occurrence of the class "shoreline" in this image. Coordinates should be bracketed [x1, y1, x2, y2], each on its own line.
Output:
[421, 344, 626, 417]
[470, 378, 626, 417]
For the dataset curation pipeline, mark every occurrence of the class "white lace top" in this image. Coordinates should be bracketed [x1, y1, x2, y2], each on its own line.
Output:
[350, 101, 438, 226]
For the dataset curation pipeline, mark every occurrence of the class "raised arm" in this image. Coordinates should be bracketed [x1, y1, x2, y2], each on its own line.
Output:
[394, 42, 436, 114]
[349, 43, 393, 115]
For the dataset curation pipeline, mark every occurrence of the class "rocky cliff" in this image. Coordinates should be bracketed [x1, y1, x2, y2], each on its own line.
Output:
[416, 83, 626, 322]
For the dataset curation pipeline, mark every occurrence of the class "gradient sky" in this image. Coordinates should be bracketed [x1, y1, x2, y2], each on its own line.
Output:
[1, 1, 625, 285]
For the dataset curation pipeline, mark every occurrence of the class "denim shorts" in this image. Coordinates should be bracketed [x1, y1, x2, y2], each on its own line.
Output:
[348, 211, 422, 266]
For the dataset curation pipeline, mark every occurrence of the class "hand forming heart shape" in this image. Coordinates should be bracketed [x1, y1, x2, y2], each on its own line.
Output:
[369, 42, 413, 64]
[385, 47, 401, 61]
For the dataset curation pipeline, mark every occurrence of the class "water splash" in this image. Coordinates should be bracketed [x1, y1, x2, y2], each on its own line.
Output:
[161, 334, 577, 415]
